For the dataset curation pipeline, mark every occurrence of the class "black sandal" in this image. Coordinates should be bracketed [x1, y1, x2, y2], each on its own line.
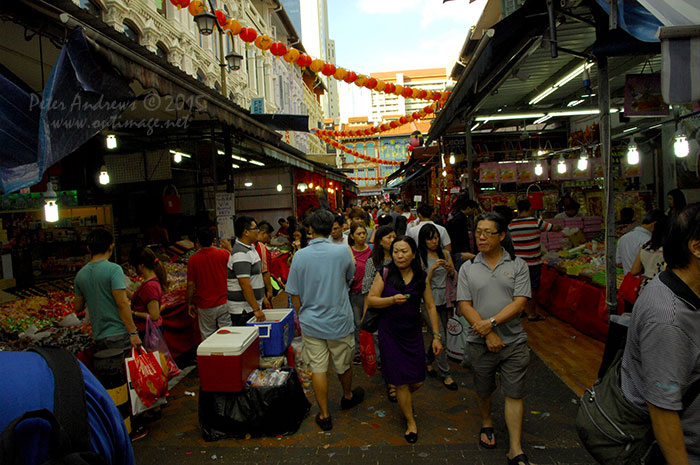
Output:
[507, 453, 530, 465]
[386, 384, 397, 403]
[479, 427, 496, 449]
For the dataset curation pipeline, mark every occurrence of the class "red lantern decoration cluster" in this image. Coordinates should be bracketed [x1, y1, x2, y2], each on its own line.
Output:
[312, 132, 403, 166]
[313, 104, 437, 140]
[182, 6, 452, 102]
[349, 176, 386, 181]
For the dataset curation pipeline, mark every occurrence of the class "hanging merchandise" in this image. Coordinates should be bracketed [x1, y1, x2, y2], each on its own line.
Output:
[163, 184, 182, 214]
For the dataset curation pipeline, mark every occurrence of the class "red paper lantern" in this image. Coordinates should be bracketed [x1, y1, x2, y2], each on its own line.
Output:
[364, 129, 371, 135]
[390, 121, 398, 128]
[380, 123, 390, 131]
[240, 28, 257, 43]
[401, 87, 414, 98]
[343, 71, 357, 83]
[332, 141, 339, 147]
[365, 77, 378, 89]
[399, 116, 409, 125]
[432, 91, 442, 100]
[215, 9, 227, 27]
[425, 106, 435, 114]
[418, 89, 428, 99]
[270, 42, 287, 56]
[296, 54, 311, 68]
[384, 83, 395, 94]
[412, 112, 420, 120]
[322, 63, 336, 76]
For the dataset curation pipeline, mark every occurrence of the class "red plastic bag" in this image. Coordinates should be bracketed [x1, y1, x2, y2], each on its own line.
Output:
[126, 347, 168, 408]
[618, 273, 642, 311]
[359, 330, 377, 377]
[144, 317, 181, 380]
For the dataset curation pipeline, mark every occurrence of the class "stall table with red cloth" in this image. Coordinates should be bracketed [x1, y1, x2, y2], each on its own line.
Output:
[534, 264, 609, 342]
[160, 301, 201, 360]
[269, 253, 291, 283]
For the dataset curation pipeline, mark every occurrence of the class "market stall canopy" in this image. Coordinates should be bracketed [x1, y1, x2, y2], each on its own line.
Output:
[0, 27, 134, 193]
[385, 163, 432, 190]
[249, 114, 309, 132]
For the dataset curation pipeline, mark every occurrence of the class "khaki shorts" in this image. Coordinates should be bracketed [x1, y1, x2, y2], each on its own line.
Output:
[467, 341, 530, 399]
[302, 333, 354, 374]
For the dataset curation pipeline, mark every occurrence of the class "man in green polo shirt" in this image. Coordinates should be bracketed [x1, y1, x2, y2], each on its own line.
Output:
[74, 229, 141, 352]
[457, 212, 532, 465]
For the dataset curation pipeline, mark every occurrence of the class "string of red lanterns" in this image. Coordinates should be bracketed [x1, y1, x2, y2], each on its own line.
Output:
[348, 177, 387, 181]
[313, 132, 404, 166]
[175, 0, 452, 103]
[316, 104, 437, 140]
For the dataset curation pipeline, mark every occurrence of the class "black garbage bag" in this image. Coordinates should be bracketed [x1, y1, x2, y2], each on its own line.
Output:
[199, 367, 311, 441]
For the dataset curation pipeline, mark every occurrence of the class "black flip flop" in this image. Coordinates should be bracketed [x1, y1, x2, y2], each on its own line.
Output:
[479, 427, 496, 449]
[507, 453, 530, 465]
[315, 413, 332, 431]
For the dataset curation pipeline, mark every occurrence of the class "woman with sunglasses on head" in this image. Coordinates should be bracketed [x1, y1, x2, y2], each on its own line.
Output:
[367, 236, 442, 443]
[348, 222, 372, 364]
[417, 224, 458, 390]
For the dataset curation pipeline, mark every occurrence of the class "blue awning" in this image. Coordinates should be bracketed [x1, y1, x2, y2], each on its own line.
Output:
[0, 27, 134, 193]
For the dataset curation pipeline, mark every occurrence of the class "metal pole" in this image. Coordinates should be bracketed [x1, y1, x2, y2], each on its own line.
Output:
[546, 0, 558, 59]
[219, 32, 227, 95]
[597, 54, 616, 317]
[465, 118, 474, 200]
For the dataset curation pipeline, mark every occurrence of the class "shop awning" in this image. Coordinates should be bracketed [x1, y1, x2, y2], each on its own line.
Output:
[386, 163, 432, 190]
[250, 114, 309, 132]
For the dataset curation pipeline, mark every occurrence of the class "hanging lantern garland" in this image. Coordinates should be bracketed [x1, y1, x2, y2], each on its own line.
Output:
[313, 132, 403, 166]
[349, 176, 387, 181]
[316, 103, 437, 139]
[180, 4, 452, 103]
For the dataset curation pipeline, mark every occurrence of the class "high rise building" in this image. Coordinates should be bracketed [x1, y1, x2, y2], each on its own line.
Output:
[369, 68, 449, 123]
[282, 0, 340, 123]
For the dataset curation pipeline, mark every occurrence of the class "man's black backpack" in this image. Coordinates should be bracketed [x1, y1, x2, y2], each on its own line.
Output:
[0, 347, 109, 465]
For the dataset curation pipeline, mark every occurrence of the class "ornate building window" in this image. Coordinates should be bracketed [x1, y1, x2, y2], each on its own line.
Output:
[123, 21, 140, 43]
[155, 42, 168, 61]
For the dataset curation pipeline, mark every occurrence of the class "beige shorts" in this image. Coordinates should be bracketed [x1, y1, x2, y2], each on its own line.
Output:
[302, 333, 354, 374]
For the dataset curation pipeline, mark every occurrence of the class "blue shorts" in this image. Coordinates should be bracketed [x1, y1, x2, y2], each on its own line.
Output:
[528, 264, 542, 291]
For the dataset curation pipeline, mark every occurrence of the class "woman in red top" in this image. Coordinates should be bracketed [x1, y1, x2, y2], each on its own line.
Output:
[130, 248, 168, 337]
[348, 222, 372, 363]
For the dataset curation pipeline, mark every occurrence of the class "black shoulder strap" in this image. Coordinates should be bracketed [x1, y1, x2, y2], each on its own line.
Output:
[0, 409, 65, 465]
[29, 347, 91, 452]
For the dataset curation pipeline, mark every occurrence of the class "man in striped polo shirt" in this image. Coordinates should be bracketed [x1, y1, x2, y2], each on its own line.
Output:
[227, 216, 266, 326]
[508, 199, 561, 321]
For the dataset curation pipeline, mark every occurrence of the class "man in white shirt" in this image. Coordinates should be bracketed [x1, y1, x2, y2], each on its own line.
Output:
[406, 204, 451, 252]
[330, 214, 348, 246]
[616, 210, 664, 274]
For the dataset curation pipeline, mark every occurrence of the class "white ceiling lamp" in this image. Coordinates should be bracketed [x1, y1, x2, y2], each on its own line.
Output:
[231, 154, 248, 162]
[557, 155, 568, 174]
[529, 62, 593, 105]
[217, 150, 225, 155]
[534, 161, 544, 176]
[442, 169, 447, 177]
[474, 113, 545, 122]
[44, 182, 59, 223]
[297, 182, 308, 192]
[674, 129, 690, 158]
[249, 159, 265, 166]
[449, 153, 455, 165]
[627, 142, 640, 165]
[105, 134, 117, 150]
[232, 163, 240, 169]
[474, 108, 619, 122]
[308, 182, 313, 188]
[276, 184, 283, 192]
[169, 150, 191, 163]
[98, 166, 110, 185]
[244, 180, 253, 188]
[533, 115, 552, 125]
[577, 150, 588, 171]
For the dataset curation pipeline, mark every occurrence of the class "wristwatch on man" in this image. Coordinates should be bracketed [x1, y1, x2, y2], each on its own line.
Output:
[489, 317, 497, 328]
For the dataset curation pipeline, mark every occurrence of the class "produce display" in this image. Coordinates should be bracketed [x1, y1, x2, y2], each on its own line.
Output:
[543, 241, 623, 288]
[0, 292, 75, 334]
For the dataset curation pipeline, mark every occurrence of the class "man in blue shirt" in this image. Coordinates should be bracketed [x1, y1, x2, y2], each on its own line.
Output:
[286, 210, 365, 431]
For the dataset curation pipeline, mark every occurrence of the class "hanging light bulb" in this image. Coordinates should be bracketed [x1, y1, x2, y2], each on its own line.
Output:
[276, 184, 283, 192]
[557, 155, 567, 174]
[627, 142, 640, 165]
[174, 153, 182, 163]
[537, 148, 545, 157]
[309, 182, 314, 188]
[534, 161, 543, 176]
[449, 153, 455, 165]
[297, 182, 307, 192]
[44, 182, 59, 223]
[577, 151, 588, 171]
[442, 169, 447, 177]
[105, 134, 117, 150]
[674, 130, 689, 158]
[98, 166, 110, 185]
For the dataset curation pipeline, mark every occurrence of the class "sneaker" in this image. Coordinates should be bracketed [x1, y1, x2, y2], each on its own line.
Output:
[130, 425, 149, 442]
[352, 355, 362, 365]
[340, 387, 365, 410]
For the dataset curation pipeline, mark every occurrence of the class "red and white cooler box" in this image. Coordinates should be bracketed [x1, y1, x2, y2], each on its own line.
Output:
[197, 326, 260, 392]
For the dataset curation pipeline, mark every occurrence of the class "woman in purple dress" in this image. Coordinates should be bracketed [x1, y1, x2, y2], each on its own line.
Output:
[367, 236, 443, 443]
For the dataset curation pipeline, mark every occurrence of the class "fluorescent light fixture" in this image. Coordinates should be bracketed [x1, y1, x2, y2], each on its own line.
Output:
[244, 181, 253, 187]
[232, 154, 248, 162]
[535, 162, 543, 176]
[627, 143, 640, 165]
[449, 154, 455, 165]
[474, 113, 545, 122]
[529, 62, 592, 105]
[674, 131, 689, 158]
[99, 166, 110, 185]
[249, 159, 265, 166]
[471, 122, 483, 131]
[533, 115, 552, 125]
[557, 155, 567, 174]
[105, 134, 117, 150]
[277, 184, 283, 192]
[217, 150, 225, 155]
[622, 127, 638, 134]
[232, 163, 240, 169]
[44, 182, 59, 223]
[567, 99, 585, 107]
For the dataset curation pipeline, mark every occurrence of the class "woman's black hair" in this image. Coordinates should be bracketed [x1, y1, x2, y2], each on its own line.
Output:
[386, 236, 426, 294]
[668, 188, 687, 212]
[394, 215, 408, 237]
[417, 223, 445, 267]
[663, 203, 700, 269]
[371, 225, 395, 269]
[642, 210, 668, 250]
[131, 247, 169, 291]
[289, 225, 308, 248]
[347, 222, 367, 247]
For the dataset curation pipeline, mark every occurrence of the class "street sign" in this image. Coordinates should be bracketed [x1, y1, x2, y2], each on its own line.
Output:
[250, 98, 265, 114]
